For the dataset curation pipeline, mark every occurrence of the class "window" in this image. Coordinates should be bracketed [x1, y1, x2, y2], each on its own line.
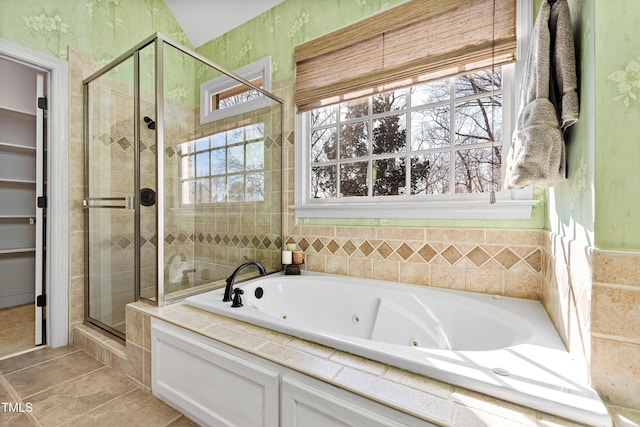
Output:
[200, 57, 271, 124]
[293, 0, 536, 219]
[309, 68, 503, 199]
[212, 77, 263, 112]
[179, 123, 265, 205]
[296, 65, 535, 219]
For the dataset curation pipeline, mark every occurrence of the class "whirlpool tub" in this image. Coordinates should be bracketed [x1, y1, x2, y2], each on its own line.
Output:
[184, 271, 610, 426]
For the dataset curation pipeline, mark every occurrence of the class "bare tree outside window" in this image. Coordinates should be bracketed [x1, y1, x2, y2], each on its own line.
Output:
[217, 87, 262, 110]
[308, 68, 502, 200]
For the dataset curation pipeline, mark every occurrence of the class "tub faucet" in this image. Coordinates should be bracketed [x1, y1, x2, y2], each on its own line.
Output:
[181, 268, 196, 286]
[223, 262, 266, 302]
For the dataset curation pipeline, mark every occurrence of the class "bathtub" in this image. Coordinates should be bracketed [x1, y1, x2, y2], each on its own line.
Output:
[184, 271, 611, 427]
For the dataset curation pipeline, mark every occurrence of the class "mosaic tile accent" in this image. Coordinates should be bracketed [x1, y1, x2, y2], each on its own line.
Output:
[160, 232, 282, 250]
[264, 134, 284, 150]
[107, 231, 281, 251]
[164, 146, 176, 157]
[284, 229, 542, 299]
[116, 136, 132, 150]
[284, 130, 294, 146]
[107, 236, 134, 250]
[286, 234, 542, 273]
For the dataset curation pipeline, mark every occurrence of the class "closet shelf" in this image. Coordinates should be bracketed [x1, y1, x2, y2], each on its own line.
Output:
[0, 215, 36, 219]
[0, 178, 36, 184]
[0, 141, 36, 154]
[0, 248, 35, 255]
[0, 105, 36, 117]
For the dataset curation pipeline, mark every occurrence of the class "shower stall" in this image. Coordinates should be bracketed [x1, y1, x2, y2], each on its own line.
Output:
[82, 34, 283, 339]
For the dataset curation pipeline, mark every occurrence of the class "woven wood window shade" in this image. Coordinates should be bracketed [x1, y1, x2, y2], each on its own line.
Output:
[294, 0, 517, 112]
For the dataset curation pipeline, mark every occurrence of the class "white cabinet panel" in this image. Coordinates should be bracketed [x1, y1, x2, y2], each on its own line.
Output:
[152, 319, 435, 427]
[282, 376, 433, 427]
[151, 319, 279, 427]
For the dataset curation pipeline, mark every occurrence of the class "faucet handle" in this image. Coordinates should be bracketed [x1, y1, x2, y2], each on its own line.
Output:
[231, 288, 244, 308]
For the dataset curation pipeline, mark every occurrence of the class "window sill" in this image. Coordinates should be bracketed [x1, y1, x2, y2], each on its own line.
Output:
[293, 196, 539, 220]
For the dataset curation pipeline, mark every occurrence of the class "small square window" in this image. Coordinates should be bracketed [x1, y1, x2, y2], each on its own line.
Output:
[179, 123, 265, 205]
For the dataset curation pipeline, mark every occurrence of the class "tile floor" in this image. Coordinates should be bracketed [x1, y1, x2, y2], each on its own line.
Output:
[0, 346, 198, 426]
[0, 304, 35, 358]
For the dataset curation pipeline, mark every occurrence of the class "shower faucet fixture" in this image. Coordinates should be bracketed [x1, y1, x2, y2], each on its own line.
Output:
[143, 116, 156, 129]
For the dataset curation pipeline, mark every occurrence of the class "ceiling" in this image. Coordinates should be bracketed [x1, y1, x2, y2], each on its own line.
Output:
[164, 0, 286, 48]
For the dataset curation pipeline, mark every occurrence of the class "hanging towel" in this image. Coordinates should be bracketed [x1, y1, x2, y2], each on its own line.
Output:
[504, 0, 579, 189]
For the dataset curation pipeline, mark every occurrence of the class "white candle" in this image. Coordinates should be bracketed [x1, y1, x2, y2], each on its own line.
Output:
[282, 251, 292, 265]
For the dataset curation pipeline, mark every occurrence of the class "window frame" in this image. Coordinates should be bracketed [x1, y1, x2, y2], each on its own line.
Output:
[293, 0, 536, 220]
[200, 56, 271, 124]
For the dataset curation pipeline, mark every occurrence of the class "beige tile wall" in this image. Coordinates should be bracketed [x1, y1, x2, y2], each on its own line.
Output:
[542, 231, 640, 409]
[68, 47, 92, 338]
[591, 250, 640, 408]
[541, 232, 592, 383]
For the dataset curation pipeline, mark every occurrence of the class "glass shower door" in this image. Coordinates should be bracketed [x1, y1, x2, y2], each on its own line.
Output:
[83, 59, 136, 337]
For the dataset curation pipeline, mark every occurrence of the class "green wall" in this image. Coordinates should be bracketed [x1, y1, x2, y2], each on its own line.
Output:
[546, 0, 595, 248]
[196, 0, 546, 229]
[196, 0, 409, 82]
[594, 0, 640, 250]
[546, 0, 640, 251]
[0, 0, 189, 65]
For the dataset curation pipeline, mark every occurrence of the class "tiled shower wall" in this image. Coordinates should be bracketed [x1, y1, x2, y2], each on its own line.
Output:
[67, 46, 282, 334]
[184, 104, 283, 277]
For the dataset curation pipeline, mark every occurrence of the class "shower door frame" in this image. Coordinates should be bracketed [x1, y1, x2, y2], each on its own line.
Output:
[83, 33, 284, 339]
[152, 34, 284, 306]
[82, 37, 153, 339]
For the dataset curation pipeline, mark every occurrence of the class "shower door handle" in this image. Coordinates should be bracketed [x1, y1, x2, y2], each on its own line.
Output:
[83, 196, 135, 209]
[139, 188, 156, 206]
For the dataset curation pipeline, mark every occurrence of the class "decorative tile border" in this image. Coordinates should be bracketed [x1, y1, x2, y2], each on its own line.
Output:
[286, 234, 542, 272]
[165, 232, 281, 251]
[284, 228, 542, 300]
[104, 232, 282, 251]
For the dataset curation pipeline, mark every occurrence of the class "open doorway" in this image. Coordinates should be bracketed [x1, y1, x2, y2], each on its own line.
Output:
[0, 57, 47, 357]
[0, 38, 68, 355]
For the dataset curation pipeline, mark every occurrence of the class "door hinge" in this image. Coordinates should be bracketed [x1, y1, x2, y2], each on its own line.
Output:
[37, 196, 47, 208]
[37, 97, 47, 110]
[36, 294, 46, 307]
